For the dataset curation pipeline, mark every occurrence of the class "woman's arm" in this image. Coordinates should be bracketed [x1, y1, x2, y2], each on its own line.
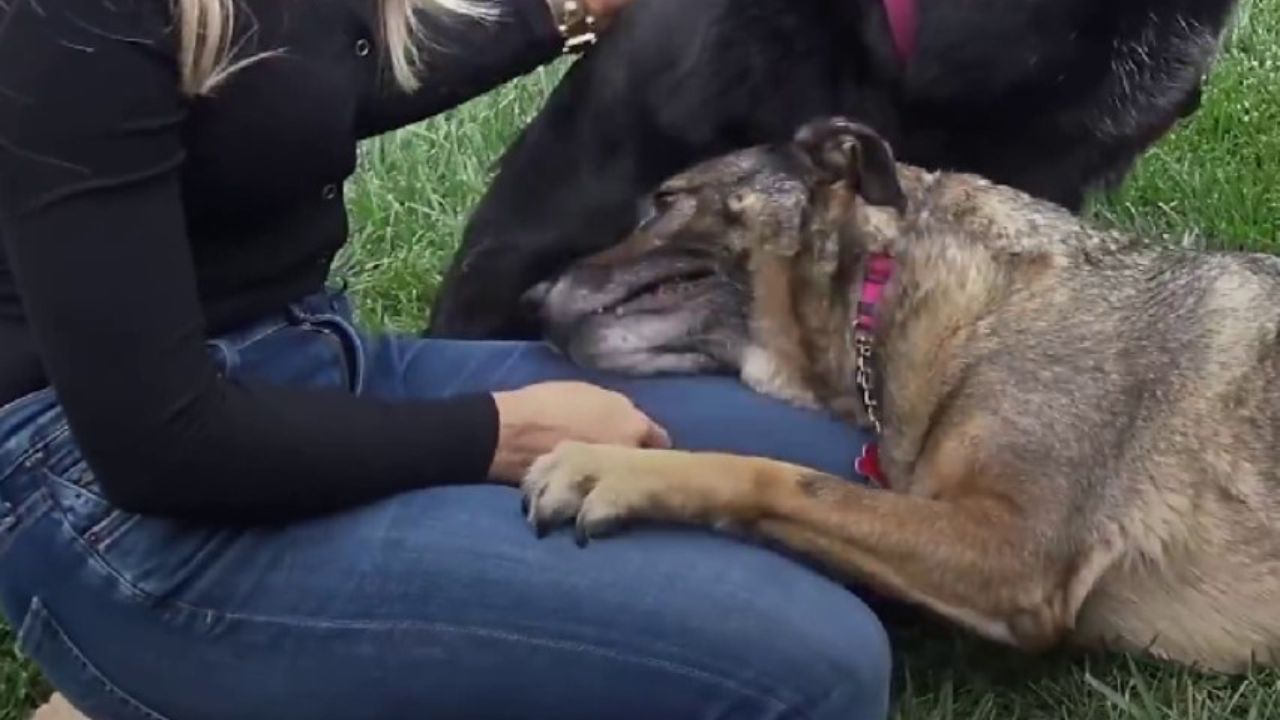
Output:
[357, 0, 631, 136]
[0, 0, 657, 523]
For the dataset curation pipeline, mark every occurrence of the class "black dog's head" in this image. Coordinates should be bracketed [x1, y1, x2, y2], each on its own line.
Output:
[523, 117, 906, 375]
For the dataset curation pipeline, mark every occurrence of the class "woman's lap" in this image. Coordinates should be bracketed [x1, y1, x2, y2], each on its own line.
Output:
[0, 293, 891, 719]
[369, 335, 872, 478]
[9, 484, 890, 719]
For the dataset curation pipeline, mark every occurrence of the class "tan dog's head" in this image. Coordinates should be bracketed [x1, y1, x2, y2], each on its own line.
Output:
[524, 117, 907, 375]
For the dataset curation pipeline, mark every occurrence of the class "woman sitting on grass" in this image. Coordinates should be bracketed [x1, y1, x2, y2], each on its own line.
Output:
[0, 0, 890, 717]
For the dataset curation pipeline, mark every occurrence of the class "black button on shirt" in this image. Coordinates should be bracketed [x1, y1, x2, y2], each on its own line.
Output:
[0, 0, 562, 521]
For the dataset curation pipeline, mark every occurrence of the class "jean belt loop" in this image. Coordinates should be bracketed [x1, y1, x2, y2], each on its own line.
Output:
[285, 304, 308, 326]
[333, 316, 366, 395]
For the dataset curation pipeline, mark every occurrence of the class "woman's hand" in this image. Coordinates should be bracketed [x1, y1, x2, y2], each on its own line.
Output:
[489, 381, 672, 483]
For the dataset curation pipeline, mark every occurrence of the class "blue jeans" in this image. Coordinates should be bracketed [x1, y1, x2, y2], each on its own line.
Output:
[0, 290, 889, 720]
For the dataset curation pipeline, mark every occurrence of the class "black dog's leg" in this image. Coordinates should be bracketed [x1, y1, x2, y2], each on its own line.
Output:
[427, 0, 873, 340]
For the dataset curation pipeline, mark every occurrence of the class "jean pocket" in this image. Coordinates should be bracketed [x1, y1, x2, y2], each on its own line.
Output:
[219, 319, 359, 394]
[16, 596, 171, 720]
[36, 431, 236, 604]
[38, 432, 134, 553]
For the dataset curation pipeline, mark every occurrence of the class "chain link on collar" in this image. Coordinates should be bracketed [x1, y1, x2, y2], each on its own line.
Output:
[852, 252, 893, 435]
[854, 332, 882, 435]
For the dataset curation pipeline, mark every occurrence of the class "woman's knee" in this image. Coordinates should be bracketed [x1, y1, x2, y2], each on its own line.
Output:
[806, 610, 893, 720]
[754, 584, 892, 720]
[610, 532, 892, 718]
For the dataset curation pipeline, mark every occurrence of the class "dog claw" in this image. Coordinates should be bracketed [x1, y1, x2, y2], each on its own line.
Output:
[574, 521, 590, 548]
[521, 495, 530, 517]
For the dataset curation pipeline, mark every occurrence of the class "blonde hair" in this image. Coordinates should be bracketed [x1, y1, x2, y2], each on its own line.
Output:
[176, 0, 494, 96]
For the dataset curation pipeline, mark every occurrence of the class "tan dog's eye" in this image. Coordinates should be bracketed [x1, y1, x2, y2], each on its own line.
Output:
[653, 189, 679, 210]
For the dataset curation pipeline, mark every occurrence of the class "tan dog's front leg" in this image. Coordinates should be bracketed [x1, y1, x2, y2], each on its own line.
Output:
[522, 442, 1072, 652]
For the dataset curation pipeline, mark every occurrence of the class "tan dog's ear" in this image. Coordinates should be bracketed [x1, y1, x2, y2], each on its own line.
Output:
[794, 117, 907, 213]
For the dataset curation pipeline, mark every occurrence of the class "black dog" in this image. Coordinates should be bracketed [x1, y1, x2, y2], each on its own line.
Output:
[427, 0, 1239, 340]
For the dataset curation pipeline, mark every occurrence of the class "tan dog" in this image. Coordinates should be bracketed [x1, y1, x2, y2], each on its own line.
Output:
[520, 117, 1280, 673]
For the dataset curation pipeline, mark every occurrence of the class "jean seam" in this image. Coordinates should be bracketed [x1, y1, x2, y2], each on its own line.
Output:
[213, 319, 291, 354]
[17, 597, 172, 720]
[796, 671, 889, 720]
[0, 420, 71, 484]
[48, 505, 160, 607]
[49, 502, 242, 611]
[486, 343, 530, 388]
[0, 491, 52, 557]
[162, 608, 795, 713]
[57, 517, 812, 715]
[92, 512, 143, 554]
[427, 343, 528, 397]
[45, 512, 797, 712]
[38, 471, 122, 543]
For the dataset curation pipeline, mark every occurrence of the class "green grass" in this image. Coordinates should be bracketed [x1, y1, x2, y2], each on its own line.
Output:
[1088, 0, 1280, 249]
[7, 0, 1280, 717]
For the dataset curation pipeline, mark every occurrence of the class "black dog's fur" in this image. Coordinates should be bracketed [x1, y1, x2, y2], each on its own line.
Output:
[427, 0, 1238, 340]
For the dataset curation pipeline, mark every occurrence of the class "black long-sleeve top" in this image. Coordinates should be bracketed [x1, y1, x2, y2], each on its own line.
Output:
[0, 0, 563, 521]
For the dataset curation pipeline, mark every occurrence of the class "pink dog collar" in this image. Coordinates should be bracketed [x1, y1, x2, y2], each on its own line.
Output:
[852, 252, 895, 489]
[855, 253, 895, 333]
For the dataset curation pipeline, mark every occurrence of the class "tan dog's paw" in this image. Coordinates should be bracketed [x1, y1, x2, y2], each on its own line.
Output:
[521, 441, 669, 547]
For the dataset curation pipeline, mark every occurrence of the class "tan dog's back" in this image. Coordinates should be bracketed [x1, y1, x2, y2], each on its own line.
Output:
[892, 174, 1280, 670]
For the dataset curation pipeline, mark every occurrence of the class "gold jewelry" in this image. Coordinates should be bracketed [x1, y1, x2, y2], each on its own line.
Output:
[546, 0, 599, 54]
